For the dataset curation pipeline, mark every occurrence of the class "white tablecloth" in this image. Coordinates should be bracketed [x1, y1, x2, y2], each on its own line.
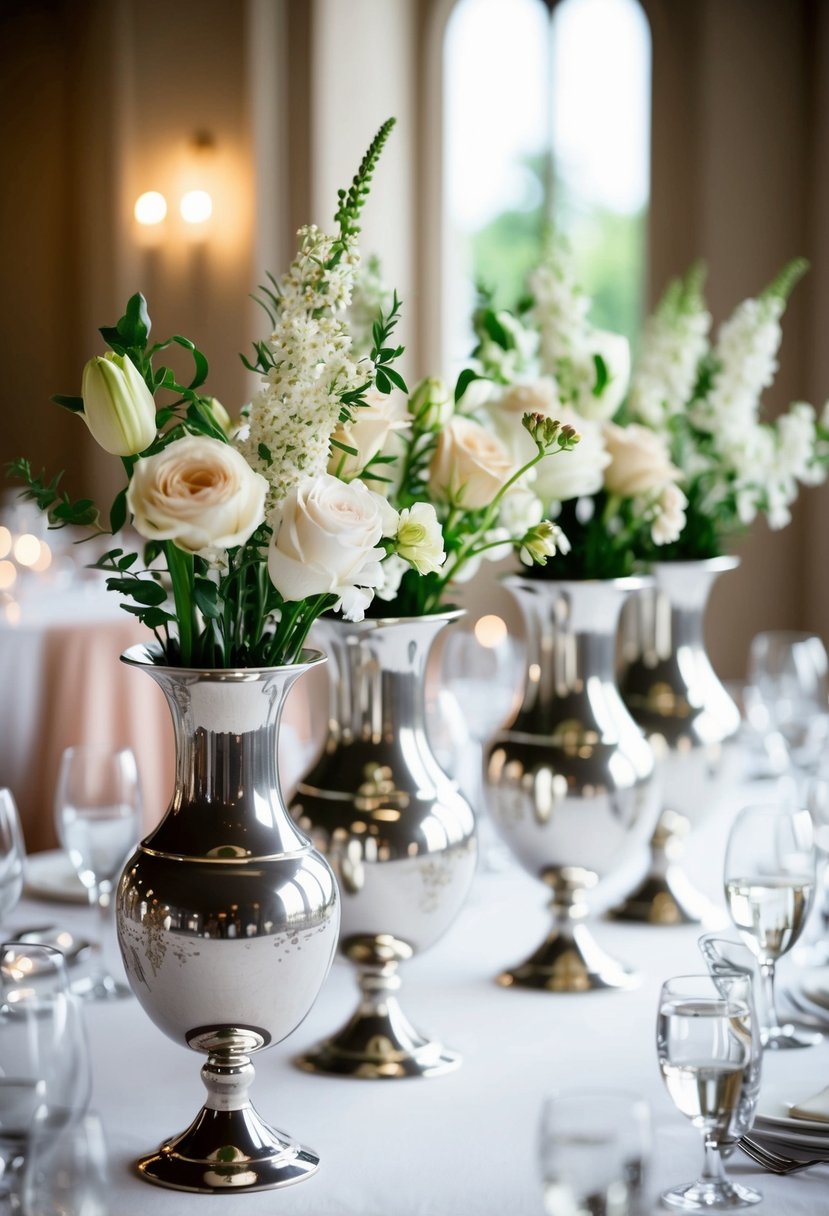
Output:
[12, 773, 829, 1215]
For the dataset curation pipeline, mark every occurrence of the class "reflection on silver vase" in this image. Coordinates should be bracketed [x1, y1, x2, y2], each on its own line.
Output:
[485, 577, 658, 992]
[289, 612, 477, 1079]
[612, 557, 741, 925]
[116, 646, 340, 1194]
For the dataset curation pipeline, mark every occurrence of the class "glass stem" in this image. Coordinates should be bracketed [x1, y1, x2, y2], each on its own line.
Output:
[701, 1134, 728, 1187]
[759, 959, 779, 1034]
[94, 883, 115, 975]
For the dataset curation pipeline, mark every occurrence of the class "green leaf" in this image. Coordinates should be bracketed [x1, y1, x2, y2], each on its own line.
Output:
[330, 437, 358, 457]
[382, 367, 408, 393]
[171, 335, 209, 389]
[257, 443, 273, 466]
[106, 576, 167, 605]
[117, 552, 137, 570]
[455, 368, 483, 404]
[194, 578, 221, 619]
[482, 310, 510, 349]
[375, 369, 391, 395]
[109, 489, 128, 534]
[51, 394, 84, 414]
[119, 293, 151, 348]
[592, 353, 609, 398]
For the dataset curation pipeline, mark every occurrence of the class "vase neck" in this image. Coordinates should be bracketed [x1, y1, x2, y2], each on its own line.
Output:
[633, 561, 733, 661]
[319, 616, 454, 745]
[136, 663, 317, 859]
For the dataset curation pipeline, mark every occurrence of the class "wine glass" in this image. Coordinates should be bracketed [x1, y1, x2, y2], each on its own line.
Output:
[744, 631, 829, 791]
[0, 942, 91, 1206]
[724, 802, 818, 1049]
[0, 791, 25, 930]
[657, 973, 762, 1210]
[538, 1089, 650, 1216]
[22, 1111, 109, 1216]
[439, 615, 520, 868]
[54, 745, 141, 1000]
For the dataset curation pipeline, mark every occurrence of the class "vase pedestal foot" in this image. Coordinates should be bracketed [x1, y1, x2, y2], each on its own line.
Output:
[296, 934, 460, 1079]
[607, 811, 727, 927]
[137, 1053, 318, 1193]
[497, 920, 638, 992]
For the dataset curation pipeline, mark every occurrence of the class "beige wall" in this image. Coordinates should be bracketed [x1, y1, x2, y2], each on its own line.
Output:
[0, 0, 826, 675]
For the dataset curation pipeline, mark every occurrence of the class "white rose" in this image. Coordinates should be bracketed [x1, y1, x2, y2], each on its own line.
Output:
[394, 502, 446, 574]
[603, 422, 680, 497]
[532, 409, 610, 506]
[127, 435, 267, 555]
[328, 389, 410, 481]
[428, 416, 515, 509]
[268, 473, 398, 617]
[575, 330, 631, 421]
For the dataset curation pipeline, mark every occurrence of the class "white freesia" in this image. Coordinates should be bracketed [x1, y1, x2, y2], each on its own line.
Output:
[428, 415, 515, 509]
[268, 473, 398, 620]
[394, 503, 446, 574]
[82, 352, 157, 456]
[127, 435, 268, 555]
[328, 389, 410, 481]
[603, 422, 681, 497]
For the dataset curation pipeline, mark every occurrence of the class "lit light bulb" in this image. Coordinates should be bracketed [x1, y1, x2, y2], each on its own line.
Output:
[0, 527, 11, 559]
[0, 561, 17, 589]
[180, 190, 213, 224]
[13, 534, 41, 567]
[474, 614, 508, 649]
[134, 191, 168, 226]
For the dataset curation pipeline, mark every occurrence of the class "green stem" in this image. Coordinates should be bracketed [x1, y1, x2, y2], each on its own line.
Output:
[165, 542, 195, 666]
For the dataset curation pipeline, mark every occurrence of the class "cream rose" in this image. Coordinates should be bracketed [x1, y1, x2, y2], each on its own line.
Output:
[268, 473, 398, 619]
[328, 389, 410, 481]
[127, 435, 267, 554]
[603, 422, 681, 496]
[428, 416, 515, 509]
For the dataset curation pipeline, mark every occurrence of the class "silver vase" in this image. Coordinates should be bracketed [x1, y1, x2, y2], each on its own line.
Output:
[485, 577, 659, 991]
[611, 556, 741, 924]
[289, 611, 477, 1079]
[116, 645, 340, 1194]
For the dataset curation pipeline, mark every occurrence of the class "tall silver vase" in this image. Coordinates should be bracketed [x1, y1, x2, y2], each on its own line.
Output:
[116, 645, 340, 1194]
[289, 611, 477, 1079]
[485, 577, 659, 992]
[611, 556, 741, 924]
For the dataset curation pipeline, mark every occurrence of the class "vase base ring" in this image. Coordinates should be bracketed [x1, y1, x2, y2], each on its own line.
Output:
[497, 923, 638, 993]
[135, 1104, 319, 1194]
[295, 1001, 461, 1080]
[607, 869, 727, 927]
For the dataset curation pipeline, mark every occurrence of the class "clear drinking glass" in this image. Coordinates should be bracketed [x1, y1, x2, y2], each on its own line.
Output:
[724, 802, 818, 1048]
[0, 943, 91, 1206]
[657, 974, 761, 1210]
[0, 791, 25, 929]
[22, 1111, 109, 1216]
[538, 1089, 650, 1216]
[744, 631, 829, 788]
[54, 745, 141, 1000]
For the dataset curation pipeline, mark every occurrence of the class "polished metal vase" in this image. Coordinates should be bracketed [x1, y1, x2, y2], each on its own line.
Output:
[611, 556, 741, 924]
[289, 611, 477, 1079]
[116, 645, 340, 1194]
[485, 577, 659, 992]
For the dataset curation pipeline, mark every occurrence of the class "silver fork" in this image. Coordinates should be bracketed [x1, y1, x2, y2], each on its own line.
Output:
[740, 1135, 829, 1174]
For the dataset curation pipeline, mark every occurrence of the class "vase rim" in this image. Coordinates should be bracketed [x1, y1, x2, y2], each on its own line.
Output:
[318, 607, 465, 631]
[120, 642, 327, 678]
[504, 574, 651, 592]
[651, 555, 739, 574]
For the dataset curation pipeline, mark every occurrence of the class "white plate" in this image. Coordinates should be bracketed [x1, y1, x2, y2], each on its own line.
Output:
[755, 1077, 829, 1135]
[749, 1121, 829, 1151]
[24, 851, 87, 905]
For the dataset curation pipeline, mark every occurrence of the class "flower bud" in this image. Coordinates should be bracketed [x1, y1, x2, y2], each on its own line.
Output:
[204, 396, 234, 435]
[81, 352, 157, 456]
[409, 377, 453, 431]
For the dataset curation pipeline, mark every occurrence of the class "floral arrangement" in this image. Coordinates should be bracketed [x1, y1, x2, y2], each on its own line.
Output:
[465, 237, 687, 579]
[627, 259, 829, 558]
[9, 120, 582, 662]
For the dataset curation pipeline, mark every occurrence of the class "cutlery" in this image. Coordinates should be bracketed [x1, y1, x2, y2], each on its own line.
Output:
[739, 1135, 829, 1174]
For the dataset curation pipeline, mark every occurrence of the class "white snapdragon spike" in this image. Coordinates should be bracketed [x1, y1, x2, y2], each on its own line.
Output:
[237, 225, 369, 510]
[528, 245, 591, 372]
[694, 295, 784, 439]
[775, 402, 825, 485]
[628, 284, 711, 427]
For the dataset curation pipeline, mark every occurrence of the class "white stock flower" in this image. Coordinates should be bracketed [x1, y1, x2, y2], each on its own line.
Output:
[267, 473, 398, 618]
[328, 389, 410, 481]
[603, 422, 681, 497]
[428, 416, 515, 509]
[775, 402, 822, 484]
[695, 295, 783, 438]
[127, 435, 267, 556]
[394, 502, 446, 574]
[629, 287, 711, 427]
[650, 483, 688, 546]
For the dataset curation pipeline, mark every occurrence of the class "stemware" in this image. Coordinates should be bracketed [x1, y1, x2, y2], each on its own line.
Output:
[723, 803, 818, 1049]
[54, 745, 141, 1000]
[22, 1111, 108, 1216]
[657, 973, 762, 1209]
[744, 631, 829, 790]
[0, 942, 91, 1205]
[538, 1089, 650, 1216]
[0, 791, 25, 930]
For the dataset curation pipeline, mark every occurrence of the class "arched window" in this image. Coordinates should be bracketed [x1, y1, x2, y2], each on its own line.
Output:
[443, 0, 651, 371]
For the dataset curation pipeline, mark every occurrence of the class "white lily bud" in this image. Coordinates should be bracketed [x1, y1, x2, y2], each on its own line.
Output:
[81, 352, 157, 456]
[409, 377, 453, 431]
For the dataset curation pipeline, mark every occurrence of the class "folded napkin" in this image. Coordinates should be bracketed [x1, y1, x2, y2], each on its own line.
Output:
[789, 1086, 829, 1123]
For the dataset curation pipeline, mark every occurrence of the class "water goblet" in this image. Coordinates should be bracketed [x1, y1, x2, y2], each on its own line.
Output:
[657, 973, 761, 1210]
[724, 802, 818, 1049]
[22, 1111, 108, 1216]
[0, 791, 25, 930]
[54, 745, 141, 1000]
[538, 1089, 650, 1216]
[744, 631, 829, 793]
[0, 942, 91, 1206]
